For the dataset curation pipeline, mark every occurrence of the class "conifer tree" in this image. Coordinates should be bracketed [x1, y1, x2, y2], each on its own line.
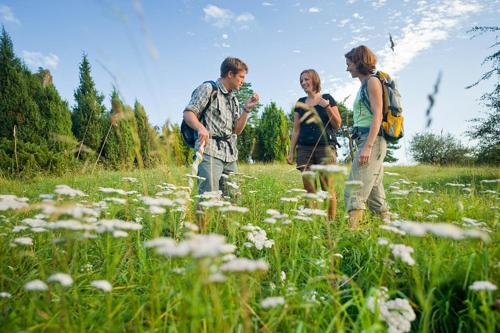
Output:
[0, 26, 43, 143]
[254, 102, 289, 162]
[234, 82, 261, 162]
[134, 100, 161, 167]
[104, 90, 142, 169]
[33, 69, 74, 153]
[72, 54, 106, 156]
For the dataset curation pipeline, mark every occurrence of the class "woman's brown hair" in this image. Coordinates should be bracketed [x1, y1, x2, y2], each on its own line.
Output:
[300, 69, 321, 93]
[344, 45, 377, 75]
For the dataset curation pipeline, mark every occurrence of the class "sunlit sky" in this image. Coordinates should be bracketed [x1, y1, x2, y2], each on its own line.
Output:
[1, 0, 498, 163]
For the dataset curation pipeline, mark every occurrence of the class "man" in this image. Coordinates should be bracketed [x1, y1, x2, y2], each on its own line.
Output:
[183, 57, 260, 196]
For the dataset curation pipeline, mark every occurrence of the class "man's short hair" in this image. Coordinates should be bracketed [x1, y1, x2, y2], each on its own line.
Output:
[220, 57, 248, 78]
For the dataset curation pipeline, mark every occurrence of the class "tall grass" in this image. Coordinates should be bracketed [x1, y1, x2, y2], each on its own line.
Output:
[0, 164, 498, 332]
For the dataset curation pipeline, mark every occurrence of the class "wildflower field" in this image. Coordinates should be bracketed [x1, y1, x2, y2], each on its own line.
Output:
[0, 164, 498, 332]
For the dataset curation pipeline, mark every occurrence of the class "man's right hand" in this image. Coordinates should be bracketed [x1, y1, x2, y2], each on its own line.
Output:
[197, 125, 210, 148]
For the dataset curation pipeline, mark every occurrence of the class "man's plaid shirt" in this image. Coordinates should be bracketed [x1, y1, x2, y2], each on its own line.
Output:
[184, 79, 241, 162]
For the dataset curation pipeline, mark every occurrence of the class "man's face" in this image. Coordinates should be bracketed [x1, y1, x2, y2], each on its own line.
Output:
[228, 70, 246, 90]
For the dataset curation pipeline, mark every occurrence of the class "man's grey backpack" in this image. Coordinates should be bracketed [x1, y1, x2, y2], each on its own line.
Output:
[181, 81, 218, 148]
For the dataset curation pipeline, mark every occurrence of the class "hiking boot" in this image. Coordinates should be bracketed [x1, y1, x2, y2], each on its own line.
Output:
[348, 209, 364, 229]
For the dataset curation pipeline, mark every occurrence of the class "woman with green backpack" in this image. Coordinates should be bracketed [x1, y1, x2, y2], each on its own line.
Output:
[344, 45, 389, 229]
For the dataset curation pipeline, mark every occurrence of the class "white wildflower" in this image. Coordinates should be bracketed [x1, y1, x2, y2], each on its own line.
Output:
[0, 195, 29, 211]
[260, 296, 285, 308]
[218, 205, 249, 213]
[122, 177, 138, 182]
[385, 172, 400, 176]
[367, 287, 416, 333]
[220, 258, 269, 272]
[91, 280, 112, 292]
[280, 197, 299, 202]
[445, 183, 465, 187]
[378, 237, 390, 245]
[13, 237, 33, 246]
[469, 281, 497, 291]
[140, 196, 174, 207]
[390, 244, 415, 266]
[12, 225, 29, 233]
[112, 230, 129, 238]
[380, 225, 406, 235]
[333, 253, 343, 258]
[150, 206, 166, 214]
[54, 185, 86, 197]
[47, 273, 73, 287]
[24, 279, 48, 291]
[0, 292, 12, 298]
[280, 271, 286, 282]
[310, 164, 348, 175]
[207, 272, 227, 283]
[480, 179, 500, 183]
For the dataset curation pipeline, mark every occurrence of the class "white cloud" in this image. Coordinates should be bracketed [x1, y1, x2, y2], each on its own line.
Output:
[330, 0, 483, 105]
[262, 2, 273, 6]
[203, 5, 255, 29]
[22, 51, 59, 69]
[308, 7, 321, 13]
[378, 0, 483, 75]
[0, 5, 20, 24]
[222, 33, 229, 39]
[371, 0, 387, 8]
[203, 5, 233, 28]
[352, 13, 363, 19]
[292, 49, 301, 53]
[236, 13, 255, 23]
[221, 42, 230, 48]
[338, 19, 350, 27]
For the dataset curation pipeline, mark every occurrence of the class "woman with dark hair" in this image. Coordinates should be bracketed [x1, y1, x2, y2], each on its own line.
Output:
[344, 45, 388, 228]
[287, 69, 342, 220]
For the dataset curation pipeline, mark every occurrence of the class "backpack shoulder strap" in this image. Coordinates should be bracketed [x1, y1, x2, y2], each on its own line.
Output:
[199, 80, 218, 120]
[360, 74, 382, 113]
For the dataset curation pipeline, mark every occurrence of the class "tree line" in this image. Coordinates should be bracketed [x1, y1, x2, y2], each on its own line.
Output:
[0, 25, 497, 177]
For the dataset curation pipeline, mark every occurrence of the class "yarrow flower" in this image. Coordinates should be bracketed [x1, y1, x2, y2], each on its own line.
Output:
[0, 292, 12, 298]
[390, 244, 415, 266]
[47, 273, 73, 287]
[220, 258, 269, 273]
[367, 287, 416, 333]
[91, 280, 112, 292]
[146, 234, 236, 258]
[260, 296, 285, 308]
[469, 281, 497, 291]
[0, 195, 29, 211]
[13, 237, 33, 246]
[54, 185, 87, 197]
[24, 279, 48, 291]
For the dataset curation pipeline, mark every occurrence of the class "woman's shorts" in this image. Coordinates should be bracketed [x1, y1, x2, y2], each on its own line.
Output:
[296, 145, 336, 171]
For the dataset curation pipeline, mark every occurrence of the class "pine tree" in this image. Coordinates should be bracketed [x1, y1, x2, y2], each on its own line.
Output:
[134, 100, 161, 167]
[234, 82, 261, 162]
[72, 54, 106, 156]
[384, 141, 400, 163]
[103, 90, 142, 169]
[254, 102, 289, 162]
[33, 69, 74, 153]
[0, 26, 43, 143]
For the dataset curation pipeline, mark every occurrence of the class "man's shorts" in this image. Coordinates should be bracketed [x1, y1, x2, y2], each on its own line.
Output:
[296, 145, 337, 171]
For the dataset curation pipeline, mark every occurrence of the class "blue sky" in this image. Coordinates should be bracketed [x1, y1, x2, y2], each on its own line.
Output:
[1, 0, 498, 163]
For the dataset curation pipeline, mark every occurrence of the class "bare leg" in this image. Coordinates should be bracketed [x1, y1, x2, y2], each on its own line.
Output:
[320, 174, 336, 221]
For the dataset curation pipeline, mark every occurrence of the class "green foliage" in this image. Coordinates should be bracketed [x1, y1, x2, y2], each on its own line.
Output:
[134, 100, 162, 167]
[384, 141, 400, 163]
[159, 120, 192, 166]
[235, 82, 261, 162]
[466, 26, 499, 165]
[103, 91, 143, 169]
[254, 102, 289, 162]
[72, 54, 107, 155]
[409, 132, 472, 165]
[0, 27, 44, 144]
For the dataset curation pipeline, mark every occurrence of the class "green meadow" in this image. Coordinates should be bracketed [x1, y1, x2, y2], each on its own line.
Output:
[0, 164, 498, 332]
